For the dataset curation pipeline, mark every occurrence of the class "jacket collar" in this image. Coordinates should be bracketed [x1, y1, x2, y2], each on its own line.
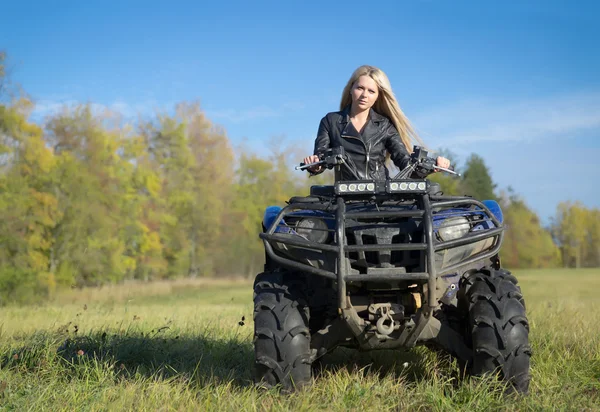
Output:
[338, 105, 351, 124]
[338, 105, 385, 126]
[369, 109, 386, 125]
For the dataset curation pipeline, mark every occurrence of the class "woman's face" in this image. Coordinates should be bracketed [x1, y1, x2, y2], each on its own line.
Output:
[351, 75, 379, 111]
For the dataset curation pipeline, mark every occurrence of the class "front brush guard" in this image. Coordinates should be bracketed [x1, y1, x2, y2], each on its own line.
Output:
[259, 193, 504, 350]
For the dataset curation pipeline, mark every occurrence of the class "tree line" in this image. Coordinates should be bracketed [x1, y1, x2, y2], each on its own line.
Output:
[0, 52, 597, 303]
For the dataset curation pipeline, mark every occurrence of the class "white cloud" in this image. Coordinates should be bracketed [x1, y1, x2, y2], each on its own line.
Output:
[206, 101, 306, 123]
[413, 91, 600, 148]
[30, 95, 307, 125]
[31, 98, 78, 120]
[206, 106, 280, 123]
[30, 97, 164, 122]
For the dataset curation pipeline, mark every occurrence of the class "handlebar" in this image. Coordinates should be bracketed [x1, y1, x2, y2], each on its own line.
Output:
[295, 160, 321, 171]
[432, 165, 460, 176]
[393, 146, 461, 179]
[295, 146, 347, 171]
[297, 145, 460, 179]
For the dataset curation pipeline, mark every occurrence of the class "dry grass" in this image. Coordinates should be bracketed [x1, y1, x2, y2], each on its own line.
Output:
[52, 276, 251, 305]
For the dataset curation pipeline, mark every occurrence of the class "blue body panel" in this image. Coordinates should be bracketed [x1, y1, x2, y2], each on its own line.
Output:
[482, 200, 503, 224]
[263, 206, 335, 235]
[263, 199, 503, 234]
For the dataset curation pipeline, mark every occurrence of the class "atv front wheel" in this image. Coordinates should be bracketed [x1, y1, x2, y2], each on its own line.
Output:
[253, 271, 312, 391]
[460, 267, 532, 393]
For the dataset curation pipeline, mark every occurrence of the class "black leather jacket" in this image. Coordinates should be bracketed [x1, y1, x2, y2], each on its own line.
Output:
[312, 106, 414, 181]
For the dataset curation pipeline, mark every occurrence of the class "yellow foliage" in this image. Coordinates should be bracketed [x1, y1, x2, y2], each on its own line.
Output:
[29, 189, 61, 226]
[142, 231, 162, 255]
[145, 172, 162, 198]
[27, 250, 49, 272]
[122, 256, 137, 273]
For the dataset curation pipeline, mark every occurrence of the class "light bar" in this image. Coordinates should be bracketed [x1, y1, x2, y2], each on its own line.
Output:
[387, 180, 428, 193]
[335, 180, 377, 195]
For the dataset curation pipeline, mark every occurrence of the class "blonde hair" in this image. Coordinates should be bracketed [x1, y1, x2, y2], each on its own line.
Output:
[340, 65, 424, 152]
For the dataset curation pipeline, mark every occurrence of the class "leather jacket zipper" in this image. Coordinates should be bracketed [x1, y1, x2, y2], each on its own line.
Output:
[342, 134, 370, 178]
[366, 142, 372, 177]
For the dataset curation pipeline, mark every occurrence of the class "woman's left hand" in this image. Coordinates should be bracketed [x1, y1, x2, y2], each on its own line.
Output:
[435, 156, 451, 171]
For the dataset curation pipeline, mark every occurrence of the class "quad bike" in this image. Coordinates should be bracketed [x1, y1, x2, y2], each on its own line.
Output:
[253, 146, 531, 393]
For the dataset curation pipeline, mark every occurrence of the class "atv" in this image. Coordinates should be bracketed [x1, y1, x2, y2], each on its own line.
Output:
[253, 146, 531, 394]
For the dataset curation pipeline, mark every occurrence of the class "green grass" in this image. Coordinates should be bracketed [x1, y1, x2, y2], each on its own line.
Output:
[1, 269, 600, 411]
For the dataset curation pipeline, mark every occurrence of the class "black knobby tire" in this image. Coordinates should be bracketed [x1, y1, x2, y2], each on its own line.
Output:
[460, 267, 532, 394]
[253, 271, 312, 391]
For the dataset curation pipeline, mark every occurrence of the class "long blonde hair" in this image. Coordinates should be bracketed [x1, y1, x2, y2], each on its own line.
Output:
[340, 65, 424, 152]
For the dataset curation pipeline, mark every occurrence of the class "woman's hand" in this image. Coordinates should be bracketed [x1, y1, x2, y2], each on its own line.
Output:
[302, 155, 323, 173]
[435, 156, 451, 171]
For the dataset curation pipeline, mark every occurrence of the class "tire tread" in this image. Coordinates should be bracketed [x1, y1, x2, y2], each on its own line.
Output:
[253, 271, 312, 391]
[463, 267, 532, 394]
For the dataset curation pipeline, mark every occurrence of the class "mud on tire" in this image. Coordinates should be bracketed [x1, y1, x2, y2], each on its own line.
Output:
[460, 267, 532, 394]
[253, 271, 312, 391]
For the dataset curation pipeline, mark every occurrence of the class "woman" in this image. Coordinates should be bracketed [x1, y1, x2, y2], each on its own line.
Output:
[303, 65, 449, 181]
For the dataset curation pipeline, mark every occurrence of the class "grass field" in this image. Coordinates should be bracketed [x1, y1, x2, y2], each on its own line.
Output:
[1, 269, 599, 411]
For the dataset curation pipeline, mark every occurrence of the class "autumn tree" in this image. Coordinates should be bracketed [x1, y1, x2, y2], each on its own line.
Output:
[44, 105, 138, 286]
[587, 209, 600, 267]
[551, 201, 598, 268]
[174, 102, 235, 276]
[0, 99, 60, 302]
[499, 189, 561, 268]
[118, 122, 167, 281]
[461, 154, 497, 200]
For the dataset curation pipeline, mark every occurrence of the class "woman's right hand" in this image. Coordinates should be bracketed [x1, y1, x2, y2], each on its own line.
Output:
[302, 155, 323, 173]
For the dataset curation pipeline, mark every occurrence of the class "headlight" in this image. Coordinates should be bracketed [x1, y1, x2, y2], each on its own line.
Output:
[438, 216, 470, 241]
[335, 181, 376, 195]
[295, 218, 329, 243]
[387, 180, 428, 193]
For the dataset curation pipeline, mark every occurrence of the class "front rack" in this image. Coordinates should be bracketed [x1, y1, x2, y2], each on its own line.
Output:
[259, 193, 504, 310]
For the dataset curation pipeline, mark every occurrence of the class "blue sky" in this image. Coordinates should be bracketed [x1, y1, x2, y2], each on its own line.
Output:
[2, 0, 599, 223]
